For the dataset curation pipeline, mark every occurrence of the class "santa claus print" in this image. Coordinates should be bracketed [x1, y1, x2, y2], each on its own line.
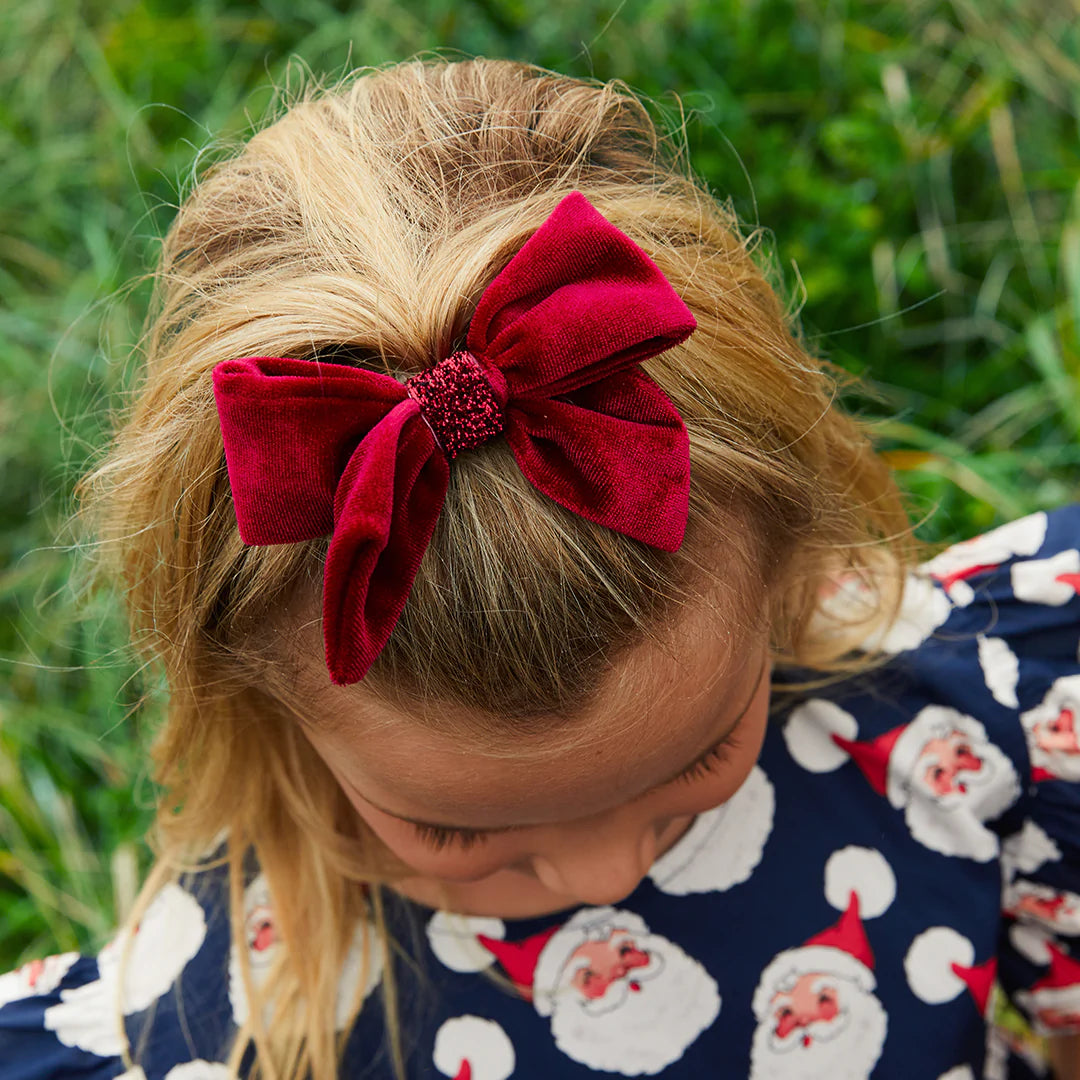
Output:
[1015, 944, 1080, 1035]
[0, 952, 79, 1010]
[432, 1015, 515, 1080]
[648, 764, 774, 894]
[1021, 675, 1080, 782]
[749, 847, 894, 1080]
[811, 567, 953, 654]
[921, 512, 1047, 606]
[1012, 548, 1080, 606]
[434, 905, 720, 1075]
[787, 701, 1020, 861]
[42, 882, 207, 1056]
[1004, 880, 1080, 936]
[230, 874, 383, 1030]
[228, 874, 278, 1026]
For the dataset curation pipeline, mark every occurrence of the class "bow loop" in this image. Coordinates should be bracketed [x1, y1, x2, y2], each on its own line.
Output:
[468, 192, 697, 399]
[212, 356, 410, 545]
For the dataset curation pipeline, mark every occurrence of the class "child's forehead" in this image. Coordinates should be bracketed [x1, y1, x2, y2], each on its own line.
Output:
[273, 585, 768, 824]
[302, 632, 768, 831]
[284, 590, 753, 750]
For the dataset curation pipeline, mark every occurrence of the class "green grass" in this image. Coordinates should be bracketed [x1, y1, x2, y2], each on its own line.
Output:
[1, 0, 1078, 969]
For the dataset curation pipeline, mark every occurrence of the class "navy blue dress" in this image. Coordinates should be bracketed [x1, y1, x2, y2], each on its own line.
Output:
[3, 507, 1080, 1079]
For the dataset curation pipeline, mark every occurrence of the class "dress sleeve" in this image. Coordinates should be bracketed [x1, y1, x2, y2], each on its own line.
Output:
[943, 506, 1080, 1036]
[0, 875, 227, 1079]
[0, 952, 130, 1079]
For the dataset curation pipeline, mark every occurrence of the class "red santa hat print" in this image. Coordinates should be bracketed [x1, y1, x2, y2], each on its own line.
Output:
[904, 927, 997, 1015]
[475, 925, 560, 1005]
[831, 724, 905, 802]
[433, 1016, 515, 1080]
[830, 706, 1002, 811]
[752, 846, 896, 1020]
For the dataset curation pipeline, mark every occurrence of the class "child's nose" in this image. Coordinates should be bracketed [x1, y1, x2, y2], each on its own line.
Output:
[529, 820, 657, 906]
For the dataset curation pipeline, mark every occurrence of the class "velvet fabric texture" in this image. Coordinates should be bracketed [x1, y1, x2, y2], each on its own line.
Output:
[212, 192, 697, 684]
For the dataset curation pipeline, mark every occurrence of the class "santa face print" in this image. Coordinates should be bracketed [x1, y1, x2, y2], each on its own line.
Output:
[1035, 1003, 1080, 1031]
[290, 590, 774, 919]
[749, 854, 894, 1080]
[245, 903, 278, 966]
[1022, 677, 1080, 781]
[915, 731, 987, 800]
[768, 972, 844, 1046]
[1007, 882, 1080, 935]
[1017, 983, 1080, 1035]
[230, 874, 383, 1032]
[567, 928, 653, 1004]
[229, 876, 279, 1026]
[1033, 707, 1078, 755]
[1004, 880, 1080, 935]
[432, 905, 720, 1075]
[894, 716, 1020, 862]
[750, 958, 888, 1080]
[536, 908, 720, 1075]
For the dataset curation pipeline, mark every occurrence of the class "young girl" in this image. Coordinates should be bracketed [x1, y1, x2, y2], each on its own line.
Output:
[1, 57, 1078, 1080]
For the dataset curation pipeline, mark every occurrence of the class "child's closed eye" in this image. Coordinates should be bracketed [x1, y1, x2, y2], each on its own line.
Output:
[409, 822, 494, 852]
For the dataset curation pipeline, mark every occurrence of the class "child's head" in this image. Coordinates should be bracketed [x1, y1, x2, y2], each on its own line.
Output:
[82, 56, 911, 1076]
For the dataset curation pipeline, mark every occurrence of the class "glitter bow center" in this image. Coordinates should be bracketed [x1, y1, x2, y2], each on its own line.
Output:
[405, 351, 505, 460]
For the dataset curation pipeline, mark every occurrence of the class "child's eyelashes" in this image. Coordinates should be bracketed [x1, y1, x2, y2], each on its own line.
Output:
[410, 822, 490, 852]
[672, 731, 739, 785]
[409, 727, 741, 852]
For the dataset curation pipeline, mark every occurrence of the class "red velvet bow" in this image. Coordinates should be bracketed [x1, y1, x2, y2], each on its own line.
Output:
[213, 191, 695, 685]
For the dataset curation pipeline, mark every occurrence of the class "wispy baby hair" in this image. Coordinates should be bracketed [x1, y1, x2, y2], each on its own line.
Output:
[79, 57, 914, 1080]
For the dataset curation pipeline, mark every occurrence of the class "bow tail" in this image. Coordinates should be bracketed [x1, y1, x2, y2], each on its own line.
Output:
[504, 368, 690, 552]
[323, 401, 449, 685]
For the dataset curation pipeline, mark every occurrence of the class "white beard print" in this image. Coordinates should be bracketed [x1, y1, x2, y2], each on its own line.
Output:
[43, 883, 206, 1057]
[900, 737, 1020, 862]
[0, 953, 79, 1010]
[546, 930, 720, 1076]
[1017, 983, 1080, 1035]
[648, 764, 774, 895]
[749, 979, 887, 1080]
[1031, 744, 1080, 782]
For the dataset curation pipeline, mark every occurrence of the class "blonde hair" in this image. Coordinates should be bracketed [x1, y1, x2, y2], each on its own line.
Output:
[79, 57, 916, 1080]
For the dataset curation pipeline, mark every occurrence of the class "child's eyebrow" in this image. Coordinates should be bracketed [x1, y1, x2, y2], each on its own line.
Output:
[353, 656, 768, 833]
